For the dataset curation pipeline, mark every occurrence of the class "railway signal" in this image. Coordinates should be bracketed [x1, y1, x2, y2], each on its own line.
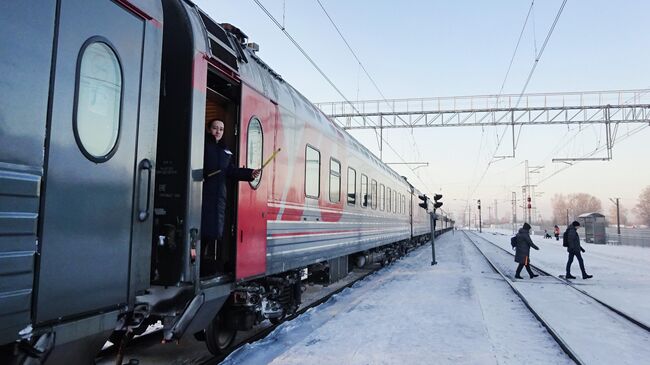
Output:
[477, 199, 482, 233]
[433, 194, 443, 209]
[418, 194, 428, 210]
[430, 194, 443, 266]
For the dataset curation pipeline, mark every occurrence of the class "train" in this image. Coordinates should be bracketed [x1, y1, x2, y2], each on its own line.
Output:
[0, 1, 453, 364]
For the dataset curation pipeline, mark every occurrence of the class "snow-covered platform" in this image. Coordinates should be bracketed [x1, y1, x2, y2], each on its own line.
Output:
[225, 229, 650, 365]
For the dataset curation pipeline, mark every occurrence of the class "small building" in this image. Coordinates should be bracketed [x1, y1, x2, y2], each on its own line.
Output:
[578, 212, 607, 244]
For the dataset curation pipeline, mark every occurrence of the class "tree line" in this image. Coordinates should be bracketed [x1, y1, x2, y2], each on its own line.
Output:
[551, 185, 650, 227]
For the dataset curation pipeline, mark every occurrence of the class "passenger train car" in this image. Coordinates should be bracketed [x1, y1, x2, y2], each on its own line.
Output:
[0, 1, 451, 363]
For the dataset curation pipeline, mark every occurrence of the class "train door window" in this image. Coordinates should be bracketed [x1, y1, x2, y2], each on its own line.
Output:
[370, 179, 377, 210]
[247, 117, 263, 189]
[347, 167, 356, 205]
[74, 40, 122, 162]
[305, 145, 320, 198]
[387, 187, 392, 212]
[402, 194, 406, 215]
[329, 158, 341, 203]
[360, 174, 368, 207]
[379, 184, 385, 211]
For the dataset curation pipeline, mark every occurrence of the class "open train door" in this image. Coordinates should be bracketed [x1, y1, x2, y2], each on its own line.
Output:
[235, 85, 276, 279]
[36, 0, 155, 329]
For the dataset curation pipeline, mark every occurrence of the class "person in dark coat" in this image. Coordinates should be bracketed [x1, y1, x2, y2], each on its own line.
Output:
[564, 221, 593, 279]
[554, 225, 560, 241]
[514, 222, 540, 279]
[201, 119, 260, 274]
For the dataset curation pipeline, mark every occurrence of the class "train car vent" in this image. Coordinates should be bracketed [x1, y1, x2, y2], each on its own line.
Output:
[198, 10, 239, 70]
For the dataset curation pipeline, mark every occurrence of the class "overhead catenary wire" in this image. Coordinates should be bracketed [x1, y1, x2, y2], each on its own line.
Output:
[314, 0, 426, 182]
[251, 0, 434, 193]
[470, 0, 569, 201]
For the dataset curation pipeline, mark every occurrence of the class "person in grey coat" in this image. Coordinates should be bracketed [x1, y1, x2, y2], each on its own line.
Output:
[564, 221, 593, 279]
[514, 222, 540, 279]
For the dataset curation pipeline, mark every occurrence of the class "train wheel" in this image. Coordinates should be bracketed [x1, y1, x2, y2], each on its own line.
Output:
[269, 311, 285, 325]
[205, 314, 236, 355]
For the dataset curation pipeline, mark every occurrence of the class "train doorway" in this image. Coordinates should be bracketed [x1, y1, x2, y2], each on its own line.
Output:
[200, 70, 242, 279]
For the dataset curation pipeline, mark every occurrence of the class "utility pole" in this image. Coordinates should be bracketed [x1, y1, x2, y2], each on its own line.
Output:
[609, 198, 621, 235]
[523, 160, 543, 225]
[488, 206, 492, 226]
[494, 199, 498, 225]
[512, 192, 517, 234]
[477, 199, 483, 233]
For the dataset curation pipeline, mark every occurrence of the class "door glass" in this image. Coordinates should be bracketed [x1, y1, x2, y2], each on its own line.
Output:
[75, 41, 122, 161]
[247, 117, 263, 188]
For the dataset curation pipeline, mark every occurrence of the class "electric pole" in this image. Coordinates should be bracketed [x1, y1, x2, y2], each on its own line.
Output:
[477, 199, 482, 233]
[609, 198, 621, 235]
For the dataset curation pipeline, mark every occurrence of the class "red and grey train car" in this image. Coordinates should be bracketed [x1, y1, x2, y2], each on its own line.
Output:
[0, 1, 451, 363]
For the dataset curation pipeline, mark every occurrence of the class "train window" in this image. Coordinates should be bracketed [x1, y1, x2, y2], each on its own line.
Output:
[401, 194, 405, 215]
[329, 158, 341, 203]
[379, 184, 385, 211]
[370, 180, 377, 210]
[360, 174, 368, 207]
[247, 117, 263, 189]
[74, 40, 122, 162]
[393, 191, 397, 213]
[387, 187, 392, 212]
[347, 167, 356, 205]
[305, 145, 320, 198]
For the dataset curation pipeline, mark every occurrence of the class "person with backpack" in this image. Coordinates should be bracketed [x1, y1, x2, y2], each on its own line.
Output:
[514, 222, 540, 279]
[564, 221, 593, 279]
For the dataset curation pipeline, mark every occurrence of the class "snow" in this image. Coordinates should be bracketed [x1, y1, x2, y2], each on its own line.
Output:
[220, 231, 577, 365]
[477, 228, 650, 327]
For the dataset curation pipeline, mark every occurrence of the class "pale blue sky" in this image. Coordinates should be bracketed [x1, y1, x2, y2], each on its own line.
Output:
[196, 0, 650, 224]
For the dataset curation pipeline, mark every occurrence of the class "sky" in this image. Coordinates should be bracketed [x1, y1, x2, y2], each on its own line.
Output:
[221, 230, 650, 364]
[195, 0, 650, 224]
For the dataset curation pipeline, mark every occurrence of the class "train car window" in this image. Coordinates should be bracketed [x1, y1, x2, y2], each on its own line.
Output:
[379, 184, 385, 211]
[347, 167, 356, 205]
[360, 174, 368, 207]
[400, 194, 405, 215]
[393, 191, 398, 213]
[387, 187, 392, 212]
[329, 158, 341, 203]
[370, 180, 377, 210]
[74, 40, 122, 162]
[305, 145, 320, 198]
[247, 117, 263, 189]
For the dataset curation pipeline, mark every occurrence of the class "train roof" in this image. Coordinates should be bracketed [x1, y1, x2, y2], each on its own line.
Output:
[183, 0, 414, 189]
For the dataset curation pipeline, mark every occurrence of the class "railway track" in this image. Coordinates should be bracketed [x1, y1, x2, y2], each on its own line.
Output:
[466, 231, 650, 333]
[462, 230, 650, 365]
[461, 230, 584, 365]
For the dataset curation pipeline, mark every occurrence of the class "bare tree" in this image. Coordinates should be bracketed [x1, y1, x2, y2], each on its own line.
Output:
[635, 186, 650, 226]
[551, 193, 602, 225]
[551, 194, 568, 225]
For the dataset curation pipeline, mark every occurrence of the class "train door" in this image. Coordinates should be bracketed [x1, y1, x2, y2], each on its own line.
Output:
[36, 0, 148, 322]
[235, 86, 275, 279]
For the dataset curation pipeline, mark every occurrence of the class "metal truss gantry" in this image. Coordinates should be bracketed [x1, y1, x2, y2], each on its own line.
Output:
[315, 89, 650, 161]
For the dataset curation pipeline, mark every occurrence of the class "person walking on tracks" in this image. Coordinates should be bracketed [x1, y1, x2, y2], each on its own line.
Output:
[514, 222, 540, 279]
[564, 221, 593, 280]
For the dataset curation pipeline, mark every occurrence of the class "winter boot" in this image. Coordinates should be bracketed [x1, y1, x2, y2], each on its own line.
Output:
[565, 274, 577, 279]
[582, 274, 593, 279]
[529, 273, 539, 278]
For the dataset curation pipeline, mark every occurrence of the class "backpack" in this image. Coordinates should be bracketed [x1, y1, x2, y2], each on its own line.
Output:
[562, 230, 569, 247]
[510, 236, 517, 249]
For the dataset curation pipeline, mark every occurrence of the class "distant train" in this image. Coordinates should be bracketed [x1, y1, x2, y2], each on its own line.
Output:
[0, 1, 452, 364]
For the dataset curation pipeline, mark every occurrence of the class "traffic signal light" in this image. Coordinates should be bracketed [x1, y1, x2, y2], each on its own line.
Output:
[477, 199, 481, 210]
[418, 194, 428, 210]
[433, 194, 443, 209]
